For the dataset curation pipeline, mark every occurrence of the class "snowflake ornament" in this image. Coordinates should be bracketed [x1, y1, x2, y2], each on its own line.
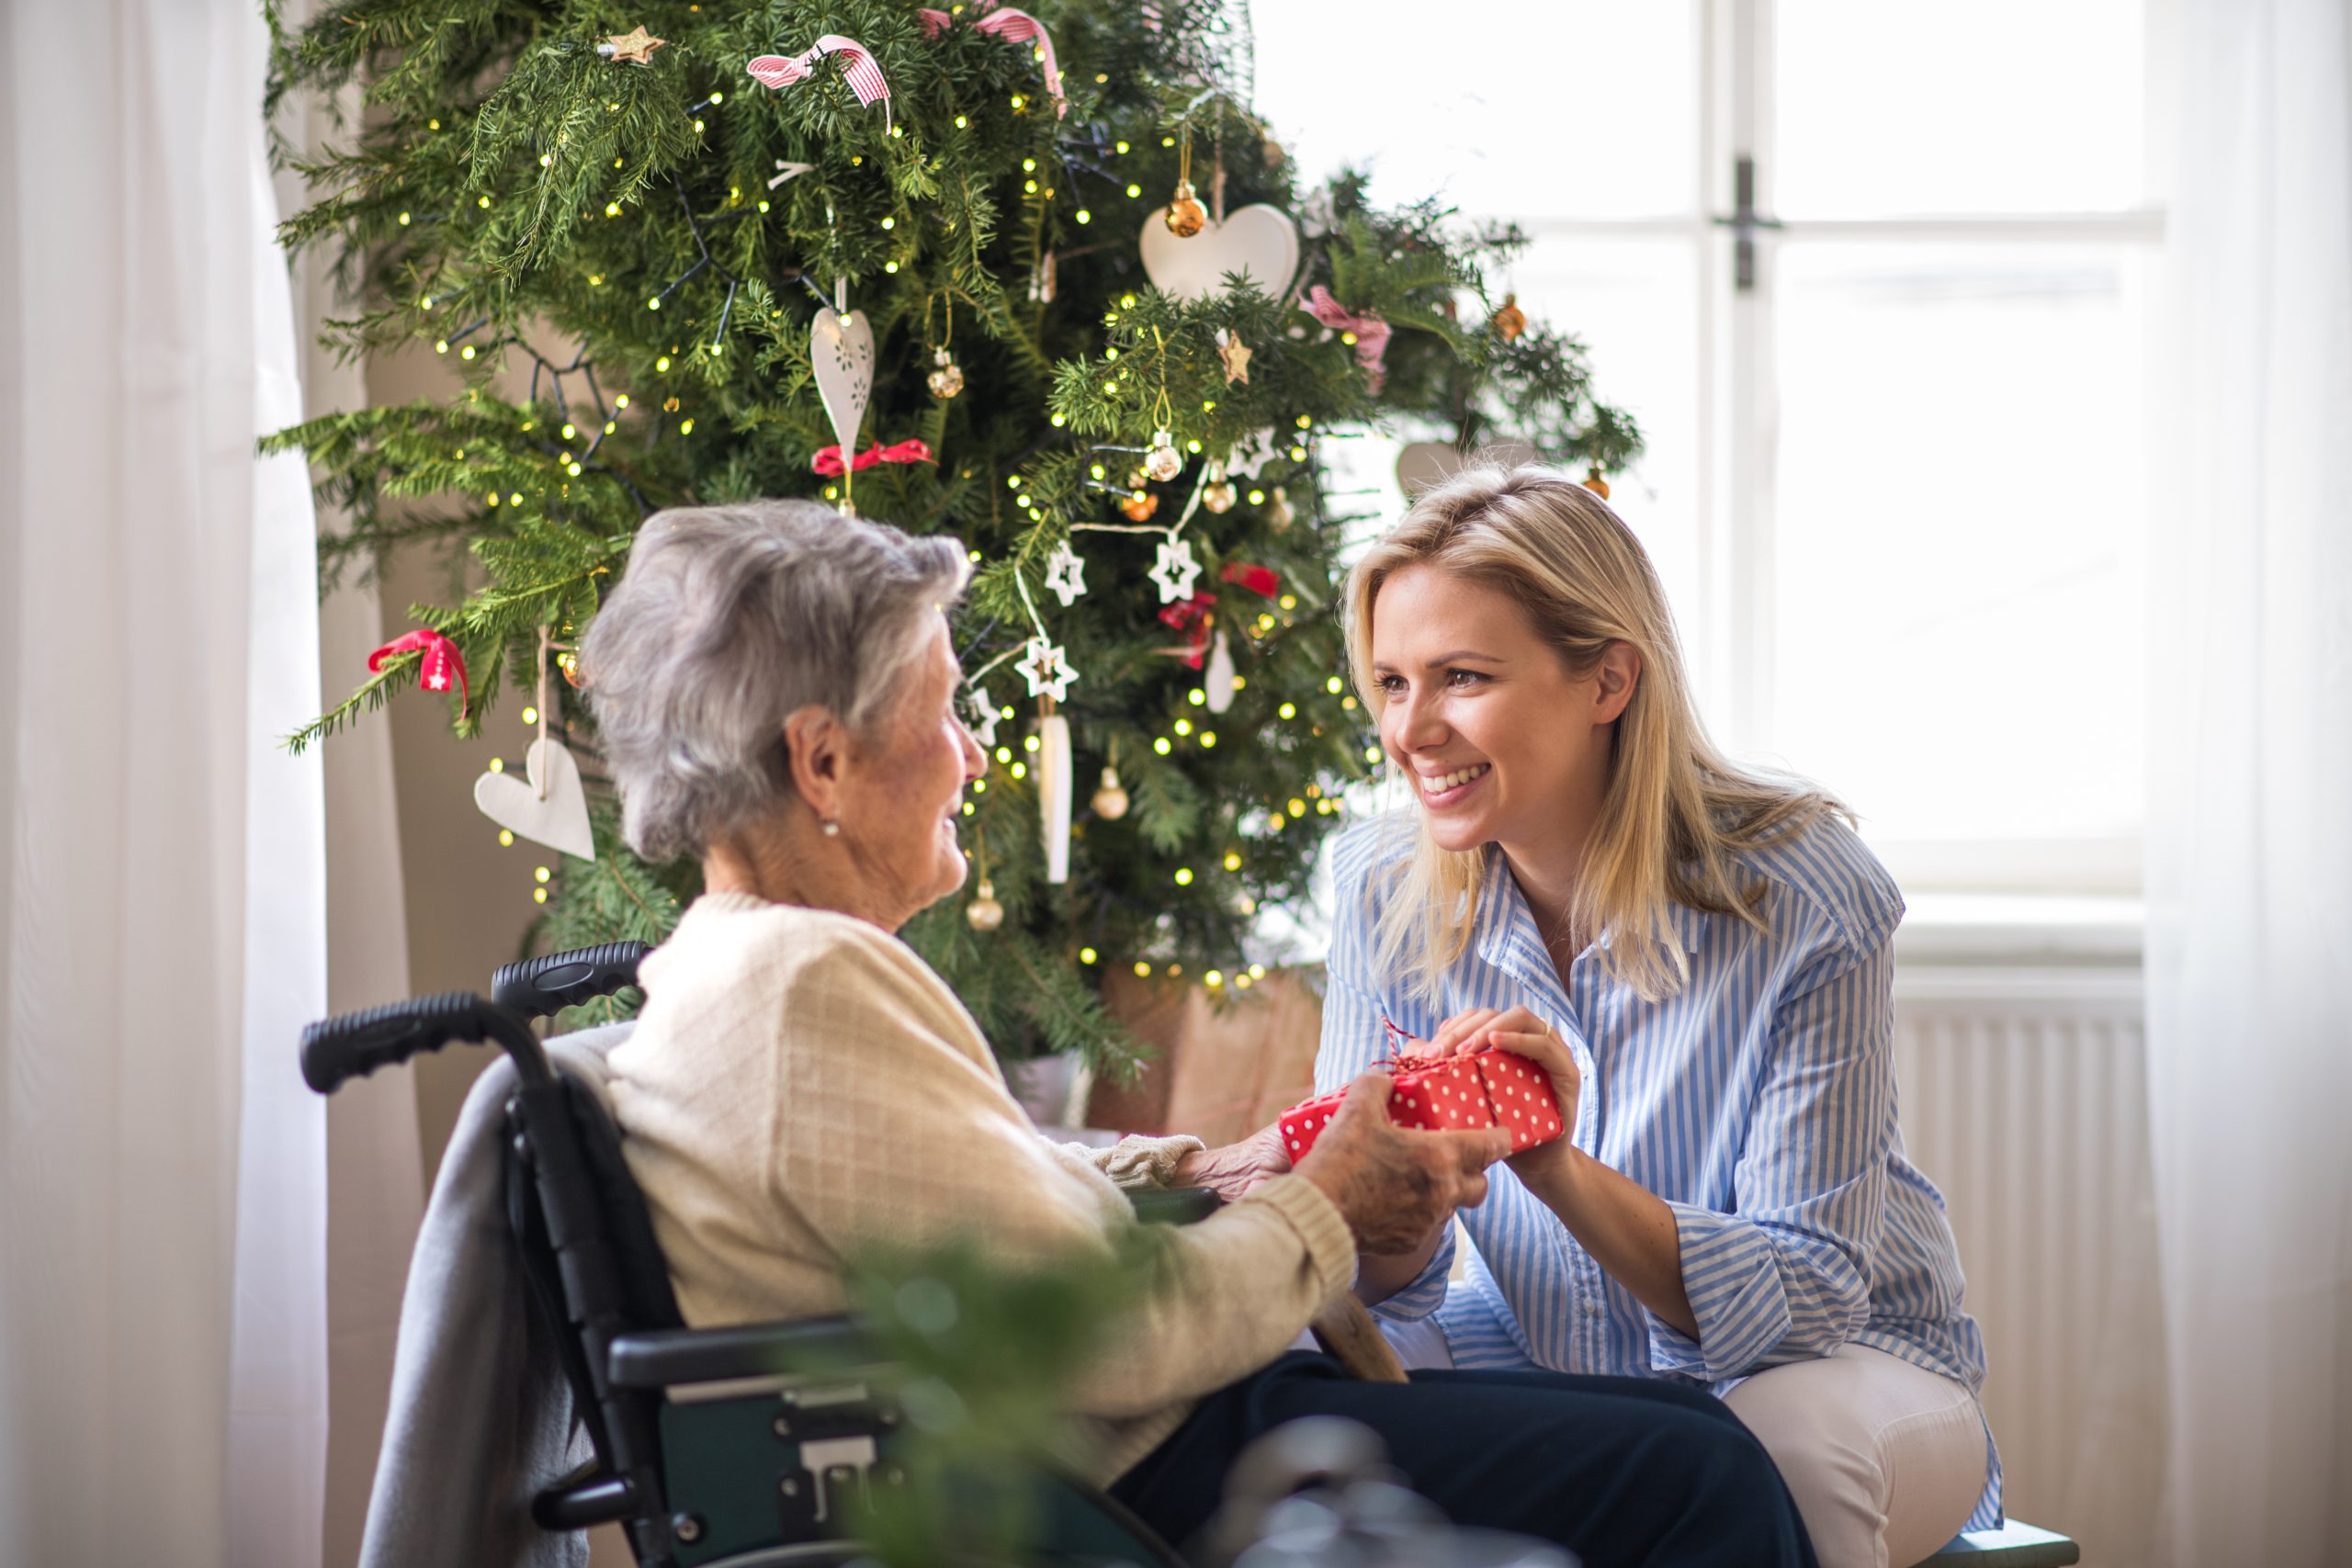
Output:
[1015, 637, 1079, 703]
[964, 683, 1001, 748]
[1044, 543, 1088, 607]
[1149, 533, 1203, 604]
[1225, 426, 1284, 480]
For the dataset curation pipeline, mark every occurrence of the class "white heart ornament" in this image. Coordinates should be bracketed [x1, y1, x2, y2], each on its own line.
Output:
[809, 306, 874, 457]
[1138, 203, 1302, 305]
[474, 738, 597, 863]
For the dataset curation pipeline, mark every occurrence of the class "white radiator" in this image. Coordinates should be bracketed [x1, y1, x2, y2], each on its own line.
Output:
[1891, 967, 2161, 1564]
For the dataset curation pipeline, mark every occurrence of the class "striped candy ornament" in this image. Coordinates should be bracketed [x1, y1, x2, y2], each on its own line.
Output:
[746, 36, 893, 130]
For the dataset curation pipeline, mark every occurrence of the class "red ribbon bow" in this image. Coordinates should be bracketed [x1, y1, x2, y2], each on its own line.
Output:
[1299, 285, 1393, 394]
[747, 35, 893, 129]
[810, 438, 934, 476]
[1220, 561, 1280, 599]
[368, 628, 469, 716]
[917, 4, 1067, 118]
[1157, 592, 1217, 669]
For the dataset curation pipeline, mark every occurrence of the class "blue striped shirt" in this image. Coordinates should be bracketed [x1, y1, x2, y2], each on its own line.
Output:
[1315, 808, 2002, 1530]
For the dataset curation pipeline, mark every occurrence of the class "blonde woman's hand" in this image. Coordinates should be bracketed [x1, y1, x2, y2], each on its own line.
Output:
[1433, 1005, 1583, 1182]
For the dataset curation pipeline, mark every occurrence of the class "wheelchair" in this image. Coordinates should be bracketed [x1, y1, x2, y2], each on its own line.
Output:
[304, 940, 1193, 1568]
[303, 941, 2080, 1568]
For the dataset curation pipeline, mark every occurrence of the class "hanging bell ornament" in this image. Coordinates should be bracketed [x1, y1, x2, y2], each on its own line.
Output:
[1203, 478, 1237, 514]
[1091, 766, 1130, 820]
[926, 346, 964, 400]
[1164, 179, 1207, 238]
[966, 878, 1005, 931]
[1145, 428, 1183, 483]
[1582, 465, 1611, 501]
[1264, 488, 1295, 531]
[555, 649, 582, 688]
[1118, 491, 1160, 523]
[1491, 293, 1527, 341]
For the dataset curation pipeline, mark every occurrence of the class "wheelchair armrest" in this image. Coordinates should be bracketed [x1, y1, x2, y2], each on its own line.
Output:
[1127, 1184, 1223, 1226]
[607, 1314, 881, 1391]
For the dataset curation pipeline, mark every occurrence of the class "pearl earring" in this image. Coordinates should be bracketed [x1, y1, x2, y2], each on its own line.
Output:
[820, 818, 840, 838]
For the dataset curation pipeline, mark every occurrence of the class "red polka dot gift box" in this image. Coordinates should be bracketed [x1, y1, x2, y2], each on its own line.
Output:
[1276, 1036, 1566, 1160]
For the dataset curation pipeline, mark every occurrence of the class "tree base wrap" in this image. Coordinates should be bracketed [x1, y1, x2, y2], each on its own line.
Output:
[1278, 1045, 1564, 1159]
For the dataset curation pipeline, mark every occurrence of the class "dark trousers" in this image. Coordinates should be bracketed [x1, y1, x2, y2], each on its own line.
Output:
[1108, 1352, 1819, 1568]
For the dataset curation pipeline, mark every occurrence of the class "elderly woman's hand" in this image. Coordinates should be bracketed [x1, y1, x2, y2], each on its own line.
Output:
[1295, 1072, 1512, 1254]
[1171, 1122, 1292, 1203]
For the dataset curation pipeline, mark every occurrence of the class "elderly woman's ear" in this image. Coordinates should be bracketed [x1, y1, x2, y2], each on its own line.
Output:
[779, 704, 849, 833]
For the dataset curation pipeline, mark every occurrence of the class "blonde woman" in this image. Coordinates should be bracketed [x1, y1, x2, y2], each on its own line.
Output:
[1318, 465, 1997, 1568]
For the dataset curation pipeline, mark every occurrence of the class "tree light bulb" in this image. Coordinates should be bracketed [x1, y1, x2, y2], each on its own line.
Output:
[1326, 676, 1343, 694]
[1204, 970, 1224, 987]
[533, 888, 548, 905]
[1153, 738, 1171, 755]
[1279, 703, 1296, 719]
[498, 829, 514, 846]
[460, 344, 476, 359]
[1080, 947, 1098, 964]
[1223, 852, 1241, 871]
[1174, 868, 1193, 886]
[1076, 209, 1091, 225]
[1365, 746, 1383, 762]
[1200, 732, 1217, 748]
[1125, 184, 1142, 198]
[398, 211, 412, 226]
[534, 865, 551, 884]
[1134, 961, 1152, 976]
[521, 705, 538, 724]
[614, 394, 629, 409]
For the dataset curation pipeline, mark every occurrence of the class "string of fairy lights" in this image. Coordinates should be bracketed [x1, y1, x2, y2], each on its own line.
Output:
[425, 40, 1376, 990]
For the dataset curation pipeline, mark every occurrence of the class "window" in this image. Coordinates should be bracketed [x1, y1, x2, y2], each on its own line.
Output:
[1257, 0, 2161, 896]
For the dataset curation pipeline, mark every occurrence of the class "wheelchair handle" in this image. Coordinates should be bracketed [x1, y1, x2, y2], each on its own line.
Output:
[492, 940, 653, 1020]
[300, 991, 549, 1094]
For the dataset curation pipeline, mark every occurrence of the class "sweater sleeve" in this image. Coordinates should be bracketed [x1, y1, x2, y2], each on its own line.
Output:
[766, 930, 1354, 1419]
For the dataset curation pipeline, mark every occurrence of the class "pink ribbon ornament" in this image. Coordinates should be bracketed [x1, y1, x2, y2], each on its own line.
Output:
[1299, 285, 1393, 394]
[368, 627, 470, 716]
[917, 4, 1068, 118]
[810, 437, 935, 477]
[747, 36, 894, 131]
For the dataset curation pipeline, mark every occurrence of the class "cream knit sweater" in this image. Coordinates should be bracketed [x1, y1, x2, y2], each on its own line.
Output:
[606, 893, 1356, 1484]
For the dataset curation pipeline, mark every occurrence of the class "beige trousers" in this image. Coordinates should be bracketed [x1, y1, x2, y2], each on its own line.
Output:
[1721, 1344, 1989, 1568]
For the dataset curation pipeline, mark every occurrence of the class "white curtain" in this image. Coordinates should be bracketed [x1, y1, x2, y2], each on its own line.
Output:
[2147, 2, 2352, 1564]
[0, 3, 332, 1565]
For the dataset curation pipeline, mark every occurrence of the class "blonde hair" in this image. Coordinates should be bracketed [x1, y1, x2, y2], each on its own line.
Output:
[1344, 464, 1844, 1001]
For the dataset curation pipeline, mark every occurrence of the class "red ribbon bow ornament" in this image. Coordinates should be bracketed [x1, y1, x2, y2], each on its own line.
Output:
[368, 628, 469, 716]
[810, 437, 935, 477]
[1298, 286, 1394, 394]
[746, 36, 894, 130]
[917, 4, 1067, 118]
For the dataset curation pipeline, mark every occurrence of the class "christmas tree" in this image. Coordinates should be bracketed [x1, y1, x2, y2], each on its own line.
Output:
[265, 0, 1641, 1068]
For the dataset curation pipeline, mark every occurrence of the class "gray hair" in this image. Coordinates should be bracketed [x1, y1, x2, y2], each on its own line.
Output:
[582, 500, 970, 862]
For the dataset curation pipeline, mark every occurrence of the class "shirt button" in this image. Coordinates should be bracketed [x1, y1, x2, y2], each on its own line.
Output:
[1582, 1298, 1602, 1319]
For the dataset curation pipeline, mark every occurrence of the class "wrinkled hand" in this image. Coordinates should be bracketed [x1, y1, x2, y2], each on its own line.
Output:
[1295, 1072, 1512, 1254]
[1431, 1005, 1583, 1179]
[1170, 1122, 1292, 1203]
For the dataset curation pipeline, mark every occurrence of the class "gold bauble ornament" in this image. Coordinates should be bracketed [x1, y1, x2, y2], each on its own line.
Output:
[1145, 428, 1183, 483]
[965, 878, 1005, 931]
[1164, 180, 1207, 238]
[1203, 479, 1237, 514]
[926, 347, 964, 400]
[1582, 465, 1611, 501]
[1118, 491, 1159, 523]
[1491, 293, 1527, 341]
[1264, 488, 1295, 531]
[1091, 767, 1130, 820]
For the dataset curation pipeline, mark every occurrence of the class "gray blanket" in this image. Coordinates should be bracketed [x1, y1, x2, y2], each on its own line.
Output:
[358, 1024, 637, 1568]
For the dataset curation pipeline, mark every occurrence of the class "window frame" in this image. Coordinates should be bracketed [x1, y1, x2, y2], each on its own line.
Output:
[1498, 0, 2165, 897]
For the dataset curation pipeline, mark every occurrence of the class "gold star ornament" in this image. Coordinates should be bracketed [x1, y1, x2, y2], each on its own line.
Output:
[601, 27, 666, 65]
[1216, 328, 1252, 385]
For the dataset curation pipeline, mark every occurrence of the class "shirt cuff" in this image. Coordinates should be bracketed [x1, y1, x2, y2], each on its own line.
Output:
[1086, 1133, 1204, 1190]
[1644, 1201, 1792, 1382]
[1367, 1220, 1455, 1323]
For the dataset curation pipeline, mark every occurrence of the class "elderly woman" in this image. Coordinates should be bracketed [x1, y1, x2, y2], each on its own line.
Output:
[581, 499, 1820, 1567]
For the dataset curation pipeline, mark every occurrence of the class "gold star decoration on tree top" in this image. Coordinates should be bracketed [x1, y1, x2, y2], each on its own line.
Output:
[600, 27, 666, 65]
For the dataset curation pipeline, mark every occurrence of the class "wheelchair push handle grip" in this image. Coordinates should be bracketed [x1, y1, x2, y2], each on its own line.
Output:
[492, 941, 653, 1019]
[300, 991, 492, 1094]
